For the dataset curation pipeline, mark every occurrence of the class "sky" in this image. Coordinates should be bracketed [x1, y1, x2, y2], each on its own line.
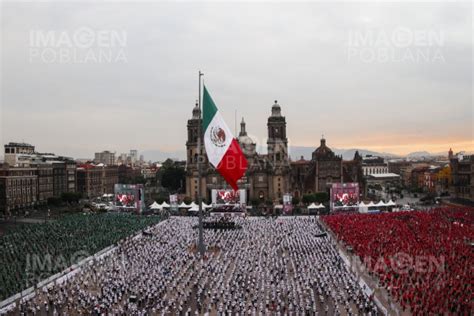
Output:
[0, 1, 472, 159]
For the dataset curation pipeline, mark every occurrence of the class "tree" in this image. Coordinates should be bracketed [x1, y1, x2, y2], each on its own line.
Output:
[61, 192, 82, 203]
[158, 159, 186, 192]
[302, 194, 315, 204]
[47, 197, 62, 206]
[292, 197, 300, 206]
[313, 192, 329, 203]
[249, 198, 260, 206]
[302, 192, 329, 204]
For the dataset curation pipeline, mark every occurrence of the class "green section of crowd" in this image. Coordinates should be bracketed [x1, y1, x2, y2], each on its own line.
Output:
[0, 213, 162, 301]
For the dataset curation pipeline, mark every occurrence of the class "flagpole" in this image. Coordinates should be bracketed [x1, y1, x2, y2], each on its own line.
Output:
[197, 70, 205, 256]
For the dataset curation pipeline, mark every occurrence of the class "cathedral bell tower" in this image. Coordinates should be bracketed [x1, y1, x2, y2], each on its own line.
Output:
[266, 100, 290, 201]
[186, 101, 207, 200]
[267, 100, 288, 165]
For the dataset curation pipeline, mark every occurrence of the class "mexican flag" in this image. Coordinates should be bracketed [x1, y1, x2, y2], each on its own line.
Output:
[203, 85, 248, 190]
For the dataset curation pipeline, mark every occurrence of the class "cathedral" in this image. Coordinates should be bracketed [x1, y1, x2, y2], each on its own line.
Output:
[185, 101, 364, 203]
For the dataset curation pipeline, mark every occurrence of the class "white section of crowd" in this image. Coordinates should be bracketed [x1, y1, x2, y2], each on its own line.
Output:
[7, 217, 379, 315]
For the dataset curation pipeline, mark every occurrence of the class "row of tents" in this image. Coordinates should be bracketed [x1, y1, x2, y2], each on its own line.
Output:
[149, 201, 213, 212]
[149, 199, 397, 212]
[359, 200, 397, 207]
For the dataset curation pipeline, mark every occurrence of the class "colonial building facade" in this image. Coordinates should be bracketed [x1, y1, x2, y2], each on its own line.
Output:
[185, 101, 364, 203]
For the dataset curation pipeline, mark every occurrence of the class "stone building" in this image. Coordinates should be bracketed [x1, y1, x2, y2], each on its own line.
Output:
[0, 166, 38, 215]
[77, 164, 118, 199]
[306, 137, 343, 193]
[186, 101, 290, 203]
[185, 100, 363, 203]
[450, 154, 473, 202]
[362, 155, 388, 176]
[3, 142, 35, 166]
[290, 139, 364, 197]
[36, 164, 54, 205]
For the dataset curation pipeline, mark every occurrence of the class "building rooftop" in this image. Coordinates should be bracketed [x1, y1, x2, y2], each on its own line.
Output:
[368, 173, 400, 178]
[4, 142, 34, 147]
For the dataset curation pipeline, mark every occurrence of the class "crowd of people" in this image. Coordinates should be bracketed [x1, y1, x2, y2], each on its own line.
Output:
[323, 207, 473, 315]
[0, 213, 162, 301]
[7, 217, 379, 315]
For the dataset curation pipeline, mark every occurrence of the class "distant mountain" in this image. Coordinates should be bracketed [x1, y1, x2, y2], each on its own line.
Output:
[288, 146, 398, 160]
[406, 151, 433, 158]
[142, 147, 456, 162]
[141, 149, 186, 162]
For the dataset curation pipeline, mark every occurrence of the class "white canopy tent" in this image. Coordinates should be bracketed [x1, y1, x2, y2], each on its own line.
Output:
[386, 200, 396, 206]
[188, 205, 199, 212]
[316, 203, 325, 209]
[367, 201, 375, 207]
[178, 202, 191, 208]
[202, 202, 212, 209]
[189, 202, 198, 209]
[375, 201, 387, 207]
[149, 202, 162, 210]
[307, 203, 318, 210]
[161, 202, 170, 208]
[358, 201, 368, 213]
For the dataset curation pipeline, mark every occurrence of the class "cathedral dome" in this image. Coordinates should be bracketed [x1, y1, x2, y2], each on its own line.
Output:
[238, 117, 256, 156]
[192, 101, 201, 119]
[238, 135, 254, 145]
[238, 117, 254, 145]
[312, 137, 335, 159]
[271, 100, 281, 117]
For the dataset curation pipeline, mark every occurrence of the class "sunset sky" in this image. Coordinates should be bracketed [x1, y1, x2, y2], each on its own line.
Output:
[1, 2, 472, 159]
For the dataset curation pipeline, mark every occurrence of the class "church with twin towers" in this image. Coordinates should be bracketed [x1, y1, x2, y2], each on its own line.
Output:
[186, 100, 365, 203]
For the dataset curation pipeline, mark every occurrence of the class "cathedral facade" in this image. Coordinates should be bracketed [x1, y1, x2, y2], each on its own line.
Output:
[185, 101, 363, 203]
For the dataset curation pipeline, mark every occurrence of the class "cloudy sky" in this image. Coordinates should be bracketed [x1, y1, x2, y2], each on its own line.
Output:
[1, 1, 472, 159]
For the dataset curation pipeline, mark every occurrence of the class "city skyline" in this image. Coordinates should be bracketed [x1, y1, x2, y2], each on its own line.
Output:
[1, 2, 472, 158]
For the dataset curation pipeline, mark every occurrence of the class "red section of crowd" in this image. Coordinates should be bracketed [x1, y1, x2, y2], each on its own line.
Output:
[323, 208, 473, 315]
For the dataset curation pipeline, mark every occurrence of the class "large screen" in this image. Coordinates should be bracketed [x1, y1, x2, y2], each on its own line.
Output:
[212, 189, 246, 205]
[114, 184, 145, 213]
[330, 183, 359, 209]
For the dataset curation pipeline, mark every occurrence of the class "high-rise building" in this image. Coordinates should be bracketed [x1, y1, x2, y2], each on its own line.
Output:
[130, 150, 138, 164]
[94, 151, 116, 166]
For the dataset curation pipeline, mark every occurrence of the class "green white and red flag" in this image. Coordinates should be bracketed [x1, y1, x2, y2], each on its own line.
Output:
[203, 85, 248, 190]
